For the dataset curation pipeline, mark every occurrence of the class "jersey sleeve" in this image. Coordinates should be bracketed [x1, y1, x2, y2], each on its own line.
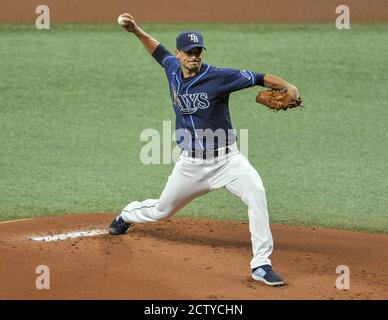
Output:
[152, 43, 178, 71]
[221, 68, 265, 93]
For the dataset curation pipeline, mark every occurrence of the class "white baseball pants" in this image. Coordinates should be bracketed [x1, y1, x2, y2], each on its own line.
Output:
[121, 143, 274, 269]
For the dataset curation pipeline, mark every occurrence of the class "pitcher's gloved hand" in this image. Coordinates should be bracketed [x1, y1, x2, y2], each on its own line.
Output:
[256, 89, 303, 111]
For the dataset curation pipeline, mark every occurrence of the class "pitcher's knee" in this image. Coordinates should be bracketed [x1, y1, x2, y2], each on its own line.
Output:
[243, 181, 266, 198]
[241, 182, 267, 206]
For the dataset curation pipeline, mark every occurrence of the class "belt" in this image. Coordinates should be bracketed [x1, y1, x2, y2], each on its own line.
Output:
[184, 147, 231, 159]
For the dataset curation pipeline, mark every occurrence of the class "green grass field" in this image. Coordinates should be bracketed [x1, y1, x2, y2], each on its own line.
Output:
[1, 24, 387, 232]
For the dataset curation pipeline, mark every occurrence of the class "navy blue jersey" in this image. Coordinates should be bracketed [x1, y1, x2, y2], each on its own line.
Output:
[152, 44, 265, 151]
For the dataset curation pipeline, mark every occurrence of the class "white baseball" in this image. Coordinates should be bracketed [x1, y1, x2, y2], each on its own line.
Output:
[117, 15, 127, 27]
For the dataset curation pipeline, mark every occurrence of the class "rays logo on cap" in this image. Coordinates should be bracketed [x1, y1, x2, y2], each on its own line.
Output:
[176, 31, 206, 52]
[188, 34, 199, 43]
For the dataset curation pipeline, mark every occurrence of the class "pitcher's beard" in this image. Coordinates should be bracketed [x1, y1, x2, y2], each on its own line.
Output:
[186, 62, 201, 73]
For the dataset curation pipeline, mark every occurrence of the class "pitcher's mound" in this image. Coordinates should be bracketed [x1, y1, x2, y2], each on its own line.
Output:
[1, 213, 387, 299]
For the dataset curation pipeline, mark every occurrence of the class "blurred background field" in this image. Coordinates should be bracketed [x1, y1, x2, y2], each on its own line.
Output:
[1, 24, 387, 232]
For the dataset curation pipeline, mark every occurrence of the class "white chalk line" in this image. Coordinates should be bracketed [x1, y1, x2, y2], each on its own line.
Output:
[0, 218, 33, 224]
[30, 229, 108, 242]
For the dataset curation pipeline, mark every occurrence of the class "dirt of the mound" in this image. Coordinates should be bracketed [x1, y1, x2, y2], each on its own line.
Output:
[0, 213, 387, 300]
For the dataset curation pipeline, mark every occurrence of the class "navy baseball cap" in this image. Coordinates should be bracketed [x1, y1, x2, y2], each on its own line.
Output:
[176, 31, 206, 52]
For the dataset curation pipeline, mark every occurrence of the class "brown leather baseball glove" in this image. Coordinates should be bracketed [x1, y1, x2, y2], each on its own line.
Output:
[256, 89, 303, 112]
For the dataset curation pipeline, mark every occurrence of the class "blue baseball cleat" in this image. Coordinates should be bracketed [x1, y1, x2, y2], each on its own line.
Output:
[108, 214, 133, 235]
[252, 265, 284, 286]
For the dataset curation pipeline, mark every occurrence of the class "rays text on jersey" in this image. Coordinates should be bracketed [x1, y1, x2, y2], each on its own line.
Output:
[171, 86, 210, 114]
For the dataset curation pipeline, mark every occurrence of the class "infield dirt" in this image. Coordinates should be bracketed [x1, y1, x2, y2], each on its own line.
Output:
[1, 213, 387, 299]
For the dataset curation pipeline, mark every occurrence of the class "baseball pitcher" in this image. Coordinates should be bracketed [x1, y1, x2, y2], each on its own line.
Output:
[109, 13, 302, 286]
